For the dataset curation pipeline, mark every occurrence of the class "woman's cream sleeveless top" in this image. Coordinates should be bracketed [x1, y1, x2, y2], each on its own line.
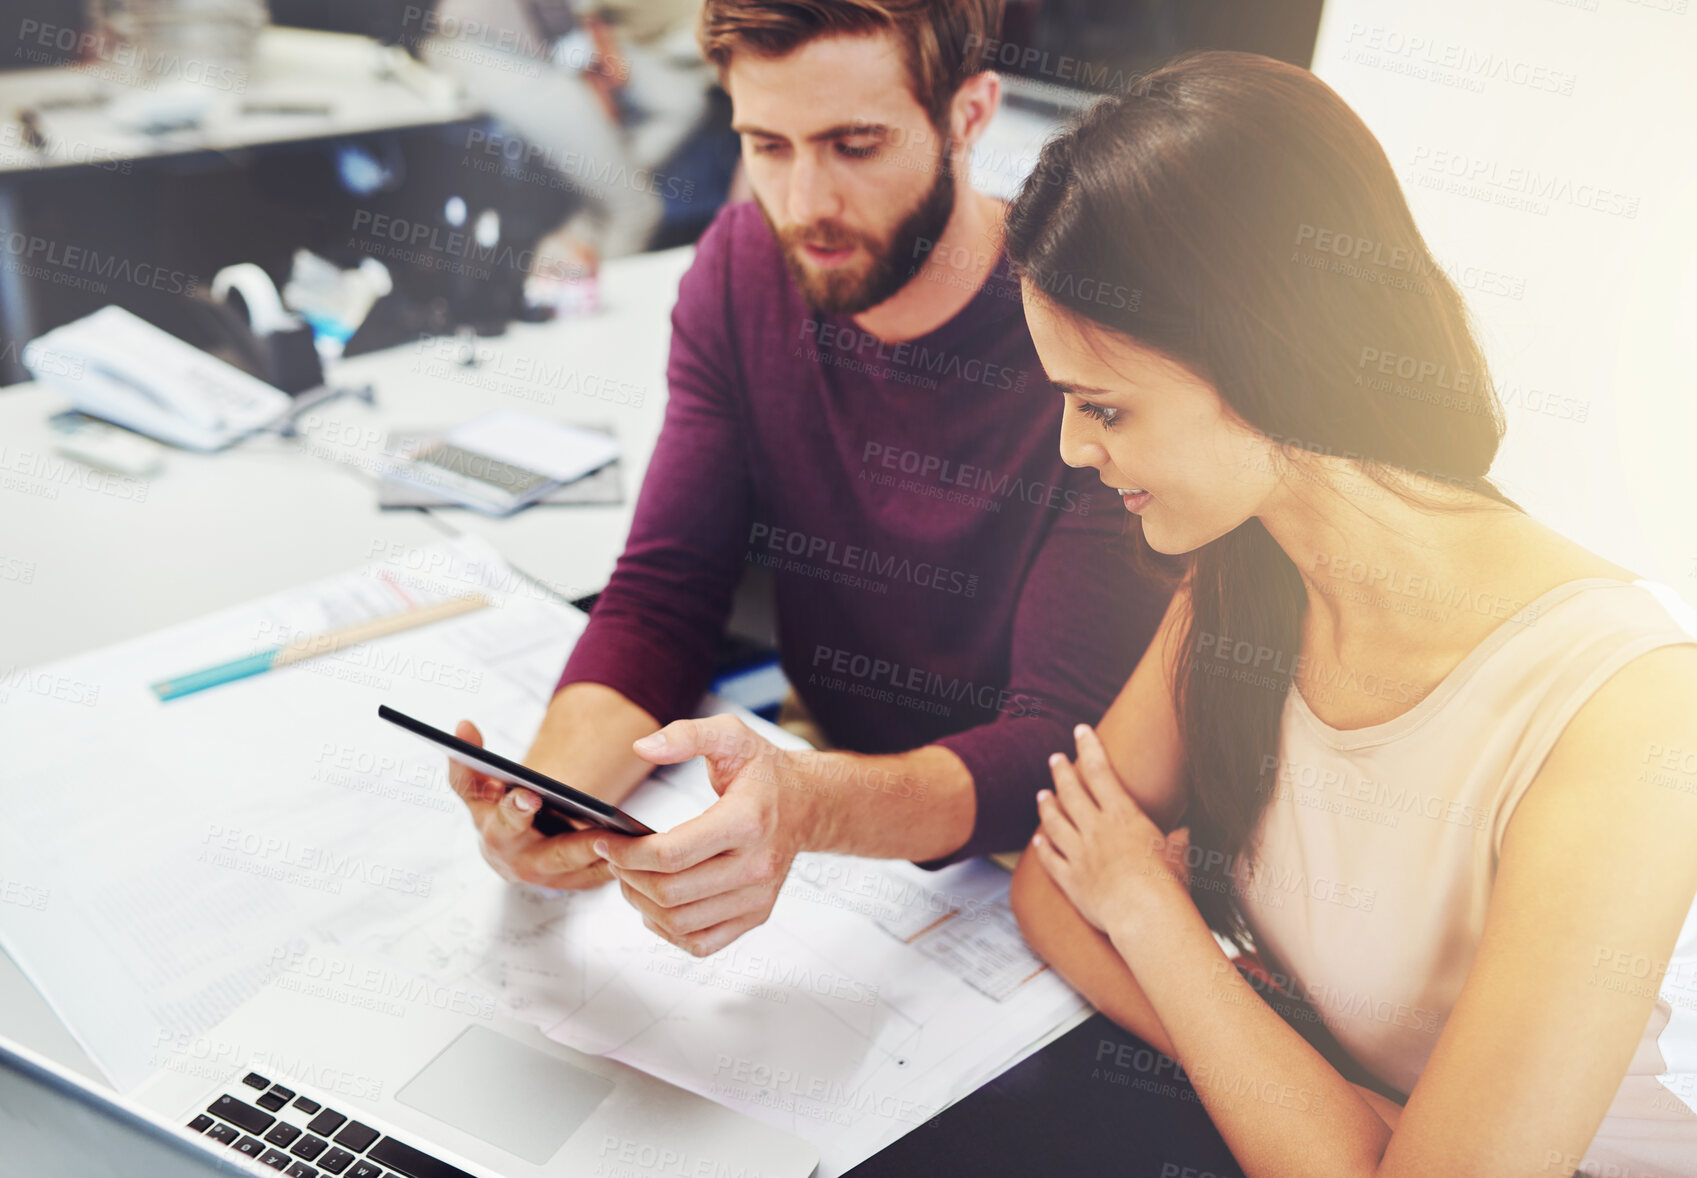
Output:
[1239, 579, 1697, 1176]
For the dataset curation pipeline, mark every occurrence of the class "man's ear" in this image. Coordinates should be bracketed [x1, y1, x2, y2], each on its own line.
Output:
[949, 69, 1003, 149]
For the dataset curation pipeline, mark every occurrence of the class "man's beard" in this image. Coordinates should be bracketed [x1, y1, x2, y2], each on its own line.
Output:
[757, 135, 957, 315]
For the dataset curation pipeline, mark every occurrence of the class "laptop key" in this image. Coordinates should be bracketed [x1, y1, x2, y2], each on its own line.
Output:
[346, 1163, 383, 1178]
[234, 1135, 267, 1157]
[319, 1147, 357, 1174]
[367, 1136, 479, 1178]
[187, 1114, 215, 1133]
[210, 1094, 276, 1135]
[269, 1085, 298, 1102]
[334, 1121, 380, 1153]
[290, 1135, 329, 1160]
[284, 1166, 320, 1178]
[265, 1122, 303, 1147]
[293, 1096, 322, 1115]
[258, 1090, 290, 1112]
[260, 1147, 293, 1170]
[243, 1072, 271, 1090]
[206, 1122, 241, 1146]
[307, 1108, 348, 1136]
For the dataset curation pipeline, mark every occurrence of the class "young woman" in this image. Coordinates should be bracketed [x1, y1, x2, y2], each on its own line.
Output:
[1004, 51, 1697, 1178]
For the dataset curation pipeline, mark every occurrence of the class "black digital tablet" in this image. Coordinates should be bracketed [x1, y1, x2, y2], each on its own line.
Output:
[377, 705, 655, 837]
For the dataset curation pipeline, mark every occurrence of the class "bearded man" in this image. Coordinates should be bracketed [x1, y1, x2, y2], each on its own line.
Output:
[447, 0, 1168, 957]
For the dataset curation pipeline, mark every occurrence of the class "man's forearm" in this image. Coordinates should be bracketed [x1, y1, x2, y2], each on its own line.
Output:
[784, 743, 976, 863]
[523, 681, 661, 806]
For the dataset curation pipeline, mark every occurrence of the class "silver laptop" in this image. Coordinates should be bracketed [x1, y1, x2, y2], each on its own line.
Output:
[4, 955, 819, 1178]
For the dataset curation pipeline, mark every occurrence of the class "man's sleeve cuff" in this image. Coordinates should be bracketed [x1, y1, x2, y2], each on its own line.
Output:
[914, 717, 1073, 870]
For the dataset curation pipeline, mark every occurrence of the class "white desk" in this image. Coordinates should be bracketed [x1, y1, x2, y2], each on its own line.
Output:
[0, 27, 471, 178]
[0, 403, 455, 668]
[0, 245, 693, 1078]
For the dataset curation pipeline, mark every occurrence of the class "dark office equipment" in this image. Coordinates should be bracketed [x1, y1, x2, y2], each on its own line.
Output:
[996, 0, 1325, 102]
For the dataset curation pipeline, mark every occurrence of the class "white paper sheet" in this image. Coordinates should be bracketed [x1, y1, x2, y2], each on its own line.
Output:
[336, 763, 1087, 1177]
[0, 536, 574, 1090]
[446, 410, 621, 483]
[0, 537, 1086, 1174]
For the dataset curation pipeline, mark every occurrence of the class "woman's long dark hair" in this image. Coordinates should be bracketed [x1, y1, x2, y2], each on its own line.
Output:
[1005, 51, 1516, 945]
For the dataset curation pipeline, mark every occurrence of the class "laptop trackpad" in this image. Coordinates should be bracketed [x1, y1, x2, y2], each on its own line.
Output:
[395, 1026, 614, 1165]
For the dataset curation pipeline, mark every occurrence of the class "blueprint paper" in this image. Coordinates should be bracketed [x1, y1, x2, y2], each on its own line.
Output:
[0, 536, 1086, 1174]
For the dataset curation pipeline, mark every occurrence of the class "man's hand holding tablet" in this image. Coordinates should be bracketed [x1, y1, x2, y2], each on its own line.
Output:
[379, 705, 650, 892]
[445, 720, 615, 891]
[591, 714, 815, 959]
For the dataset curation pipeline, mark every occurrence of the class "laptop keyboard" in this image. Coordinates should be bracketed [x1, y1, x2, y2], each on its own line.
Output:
[185, 1071, 476, 1178]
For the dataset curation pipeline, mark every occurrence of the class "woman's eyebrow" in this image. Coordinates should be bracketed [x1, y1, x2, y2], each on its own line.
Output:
[1051, 381, 1116, 398]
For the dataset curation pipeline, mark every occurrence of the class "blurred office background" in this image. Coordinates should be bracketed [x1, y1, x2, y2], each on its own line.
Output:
[1, 0, 1691, 601]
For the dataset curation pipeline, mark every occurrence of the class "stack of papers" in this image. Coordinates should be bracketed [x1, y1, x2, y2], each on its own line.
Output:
[376, 427, 622, 510]
[380, 411, 620, 515]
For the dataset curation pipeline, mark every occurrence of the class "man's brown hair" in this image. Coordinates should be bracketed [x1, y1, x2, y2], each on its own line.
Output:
[699, 0, 1004, 128]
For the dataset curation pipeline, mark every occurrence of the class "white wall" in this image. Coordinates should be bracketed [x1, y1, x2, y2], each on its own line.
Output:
[1310, 0, 1697, 602]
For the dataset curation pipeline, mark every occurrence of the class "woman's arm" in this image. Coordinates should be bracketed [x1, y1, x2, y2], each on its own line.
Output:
[1035, 644, 1697, 1178]
[1014, 583, 1405, 1118]
[1011, 853, 1409, 1128]
[1010, 585, 1192, 1052]
[1373, 643, 1697, 1177]
[1011, 850, 1177, 1054]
